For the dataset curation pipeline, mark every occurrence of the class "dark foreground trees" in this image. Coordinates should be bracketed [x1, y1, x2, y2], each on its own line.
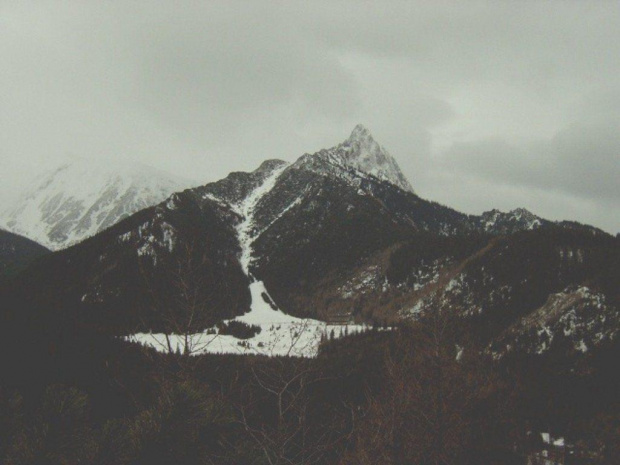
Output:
[234, 356, 353, 465]
[0, 326, 519, 465]
[1, 310, 617, 464]
[1, 381, 235, 465]
[338, 308, 518, 465]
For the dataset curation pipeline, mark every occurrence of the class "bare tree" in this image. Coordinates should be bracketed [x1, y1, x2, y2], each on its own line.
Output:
[234, 352, 349, 465]
[139, 241, 219, 357]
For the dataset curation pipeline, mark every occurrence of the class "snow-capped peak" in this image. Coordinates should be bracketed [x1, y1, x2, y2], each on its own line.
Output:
[338, 124, 414, 192]
[347, 123, 373, 142]
[293, 125, 414, 193]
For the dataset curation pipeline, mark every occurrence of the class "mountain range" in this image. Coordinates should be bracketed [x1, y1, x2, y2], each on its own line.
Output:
[2, 125, 617, 362]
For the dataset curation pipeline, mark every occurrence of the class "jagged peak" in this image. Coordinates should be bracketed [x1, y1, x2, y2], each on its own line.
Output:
[343, 124, 382, 154]
[480, 207, 544, 233]
[509, 207, 536, 217]
[340, 125, 413, 192]
[347, 124, 373, 143]
[291, 125, 414, 193]
[482, 207, 536, 218]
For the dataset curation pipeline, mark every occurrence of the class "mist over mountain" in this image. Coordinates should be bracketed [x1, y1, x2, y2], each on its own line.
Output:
[0, 159, 195, 250]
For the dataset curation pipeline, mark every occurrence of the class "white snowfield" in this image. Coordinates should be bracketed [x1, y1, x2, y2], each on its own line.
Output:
[129, 160, 369, 358]
[238, 281, 297, 326]
[129, 321, 369, 358]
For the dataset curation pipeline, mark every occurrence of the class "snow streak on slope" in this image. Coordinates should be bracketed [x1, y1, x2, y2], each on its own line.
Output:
[234, 163, 288, 275]
[239, 281, 298, 325]
[131, 162, 372, 357]
[230, 163, 316, 327]
[1, 159, 190, 250]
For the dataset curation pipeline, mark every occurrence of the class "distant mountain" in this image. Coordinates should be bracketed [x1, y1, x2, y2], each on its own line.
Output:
[477, 207, 604, 236]
[0, 229, 49, 278]
[1, 125, 616, 362]
[0, 159, 192, 250]
[478, 208, 545, 234]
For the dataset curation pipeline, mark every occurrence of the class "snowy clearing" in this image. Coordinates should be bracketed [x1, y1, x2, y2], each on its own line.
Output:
[129, 320, 370, 358]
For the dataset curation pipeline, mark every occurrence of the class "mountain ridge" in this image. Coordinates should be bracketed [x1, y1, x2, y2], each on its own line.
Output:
[0, 125, 616, 362]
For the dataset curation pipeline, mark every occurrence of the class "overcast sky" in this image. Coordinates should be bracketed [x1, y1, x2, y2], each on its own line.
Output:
[1, 1, 619, 233]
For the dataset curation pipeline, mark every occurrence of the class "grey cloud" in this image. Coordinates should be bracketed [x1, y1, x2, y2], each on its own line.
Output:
[443, 118, 620, 206]
[1, 1, 619, 233]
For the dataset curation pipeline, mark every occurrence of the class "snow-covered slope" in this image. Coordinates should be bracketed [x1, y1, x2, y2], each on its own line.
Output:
[477, 207, 604, 236]
[232, 162, 289, 276]
[0, 160, 192, 250]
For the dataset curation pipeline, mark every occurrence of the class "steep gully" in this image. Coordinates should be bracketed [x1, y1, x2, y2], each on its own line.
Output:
[232, 164, 295, 324]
